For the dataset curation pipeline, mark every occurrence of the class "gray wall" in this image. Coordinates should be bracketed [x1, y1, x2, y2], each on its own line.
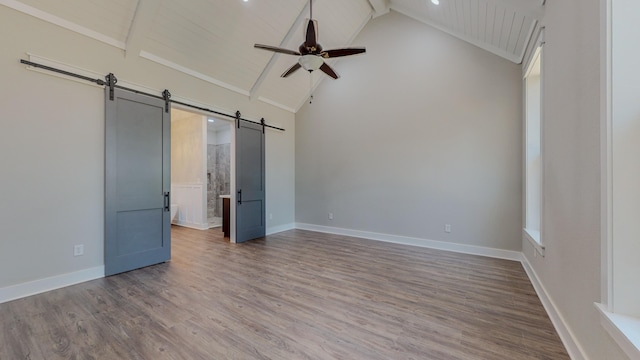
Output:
[295, 11, 523, 251]
[0, 5, 295, 290]
[521, 0, 629, 358]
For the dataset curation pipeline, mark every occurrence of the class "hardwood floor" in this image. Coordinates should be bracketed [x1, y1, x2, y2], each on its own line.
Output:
[1, 227, 569, 359]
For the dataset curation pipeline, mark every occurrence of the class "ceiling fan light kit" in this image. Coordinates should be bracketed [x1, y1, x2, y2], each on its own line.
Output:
[253, 0, 366, 80]
[299, 55, 324, 71]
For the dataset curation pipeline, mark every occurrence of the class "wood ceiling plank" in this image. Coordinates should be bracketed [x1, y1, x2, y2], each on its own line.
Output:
[498, 10, 515, 50]
[491, 5, 505, 48]
[484, 1, 496, 44]
[506, 14, 525, 54]
[463, 0, 472, 37]
[440, 0, 453, 28]
[470, 0, 479, 41]
[143, 0, 307, 92]
[450, 0, 459, 34]
[388, 0, 540, 64]
[15, 0, 137, 42]
[489, 0, 543, 19]
[125, 0, 162, 59]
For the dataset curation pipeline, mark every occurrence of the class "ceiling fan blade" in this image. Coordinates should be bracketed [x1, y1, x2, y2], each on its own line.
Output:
[254, 44, 301, 56]
[305, 19, 318, 48]
[321, 47, 366, 58]
[319, 62, 339, 79]
[281, 63, 302, 78]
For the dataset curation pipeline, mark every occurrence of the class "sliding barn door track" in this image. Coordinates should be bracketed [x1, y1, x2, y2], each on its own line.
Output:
[19, 59, 285, 132]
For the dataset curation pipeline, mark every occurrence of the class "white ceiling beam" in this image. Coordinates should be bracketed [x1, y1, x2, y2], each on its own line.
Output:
[249, 0, 316, 101]
[140, 51, 250, 96]
[0, 0, 125, 49]
[489, 0, 545, 19]
[125, 0, 163, 59]
[368, 0, 390, 18]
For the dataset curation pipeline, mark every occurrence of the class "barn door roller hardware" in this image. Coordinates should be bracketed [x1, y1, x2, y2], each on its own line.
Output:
[105, 73, 117, 101]
[234, 111, 268, 134]
[162, 90, 171, 113]
[19, 59, 285, 132]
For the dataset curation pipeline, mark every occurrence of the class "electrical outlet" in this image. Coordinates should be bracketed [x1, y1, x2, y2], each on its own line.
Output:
[328, 213, 333, 220]
[445, 224, 451, 233]
[74, 244, 84, 256]
[269, 213, 273, 220]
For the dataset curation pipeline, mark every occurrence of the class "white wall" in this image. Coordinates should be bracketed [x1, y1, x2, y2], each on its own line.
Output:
[207, 129, 218, 145]
[0, 5, 295, 293]
[172, 114, 205, 184]
[171, 113, 207, 229]
[266, 124, 295, 233]
[295, 11, 523, 252]
[0, 54, 104, 289]
[216, 127, 231, 145]
[207, 125, 231, 145]
[521, 0, 629, 358]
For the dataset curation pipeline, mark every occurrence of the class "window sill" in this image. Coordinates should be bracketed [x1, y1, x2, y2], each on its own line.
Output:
[595, 303, 640, 359]
[523, 228, 545, 257]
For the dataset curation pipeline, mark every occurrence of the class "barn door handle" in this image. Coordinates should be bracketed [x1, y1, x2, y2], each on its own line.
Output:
[237, 189, 242, 205]
[164, 192, 170, 212]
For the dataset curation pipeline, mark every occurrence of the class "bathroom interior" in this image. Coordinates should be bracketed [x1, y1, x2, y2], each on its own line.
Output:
[170, 108, 231, 231]
[205, 117, 231, 228]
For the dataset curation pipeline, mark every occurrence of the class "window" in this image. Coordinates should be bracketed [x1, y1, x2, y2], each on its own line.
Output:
[523, 30, 544, 255]
[597, 1, 640, 357]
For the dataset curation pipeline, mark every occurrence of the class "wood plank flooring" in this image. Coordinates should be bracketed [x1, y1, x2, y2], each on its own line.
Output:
[1, 227, 569, 359]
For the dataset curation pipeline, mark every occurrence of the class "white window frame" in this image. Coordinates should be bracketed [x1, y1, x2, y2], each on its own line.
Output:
[597, 0, 640, 358]
[523, 27, 545, 257]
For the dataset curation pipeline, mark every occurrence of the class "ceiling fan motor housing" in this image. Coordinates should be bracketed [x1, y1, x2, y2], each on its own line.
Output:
[299, 43, 322, 55]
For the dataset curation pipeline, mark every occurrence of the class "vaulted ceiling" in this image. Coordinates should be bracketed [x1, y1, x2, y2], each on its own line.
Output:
[2, 0, 544, 113]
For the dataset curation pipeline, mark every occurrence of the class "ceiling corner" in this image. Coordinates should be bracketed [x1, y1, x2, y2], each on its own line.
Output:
[368, 0, 390, 18]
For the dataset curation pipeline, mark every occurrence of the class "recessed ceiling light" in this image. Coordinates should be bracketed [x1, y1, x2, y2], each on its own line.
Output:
[208, 118, 215, 123]
[431, 0, 440, 4]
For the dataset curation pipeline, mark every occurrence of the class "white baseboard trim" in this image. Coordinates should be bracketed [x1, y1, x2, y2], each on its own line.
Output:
[267, 223, 296, 236]
[294, 223, 522, 261]
[172, 221, 209, 230]
[0, 266, 104, 304]
[521, 256, 588, 360]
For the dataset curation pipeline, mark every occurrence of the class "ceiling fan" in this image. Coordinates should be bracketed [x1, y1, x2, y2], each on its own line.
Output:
[254, 0, 366, 79]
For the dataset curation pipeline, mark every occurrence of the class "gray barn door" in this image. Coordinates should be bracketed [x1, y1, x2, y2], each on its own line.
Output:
[236, 120, 265, 243]
[105, 88, 171, 276]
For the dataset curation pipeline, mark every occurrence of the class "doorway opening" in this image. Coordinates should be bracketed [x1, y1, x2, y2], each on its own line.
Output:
[170, 107, 233, 240]
[206, 117, 232, 228]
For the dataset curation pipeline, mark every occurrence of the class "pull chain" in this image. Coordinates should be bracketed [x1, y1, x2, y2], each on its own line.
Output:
[309, 74, 313, 104]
